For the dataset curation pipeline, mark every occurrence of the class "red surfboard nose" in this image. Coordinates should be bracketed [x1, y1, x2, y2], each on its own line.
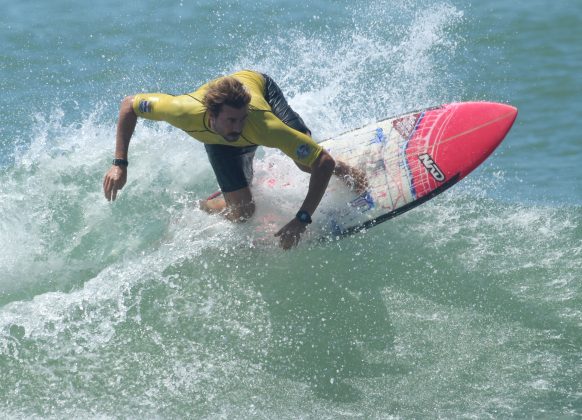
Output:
[461, 102, 518, 168]
[429, 102, 518, 181]
[475, 102, 518, 144]
[497, 103, 518, 137]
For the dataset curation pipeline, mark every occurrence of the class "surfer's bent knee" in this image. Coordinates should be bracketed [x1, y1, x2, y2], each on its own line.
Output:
[225, 199, 255, 222]
[223, 188, 255, 222]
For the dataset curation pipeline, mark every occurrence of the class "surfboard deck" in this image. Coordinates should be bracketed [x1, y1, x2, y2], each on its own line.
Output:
[317, 101, 518, 237]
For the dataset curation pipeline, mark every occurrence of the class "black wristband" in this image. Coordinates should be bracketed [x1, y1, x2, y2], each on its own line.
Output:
[295, 210, 312, 224]
[112, 158, 129, 167]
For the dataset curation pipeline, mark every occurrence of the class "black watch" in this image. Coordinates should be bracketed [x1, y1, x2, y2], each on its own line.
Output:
[112, 158, 129, 167]
[295, 210, 312, 224]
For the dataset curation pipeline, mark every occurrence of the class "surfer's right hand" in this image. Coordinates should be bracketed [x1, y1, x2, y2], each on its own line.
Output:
[103, 165, 127, 201]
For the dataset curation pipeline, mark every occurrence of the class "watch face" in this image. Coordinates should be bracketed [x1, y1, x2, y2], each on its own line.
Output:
[296, 211, 311, 224]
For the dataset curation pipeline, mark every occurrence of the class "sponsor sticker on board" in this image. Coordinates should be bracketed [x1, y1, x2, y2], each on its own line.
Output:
[418, 153, 445, 182]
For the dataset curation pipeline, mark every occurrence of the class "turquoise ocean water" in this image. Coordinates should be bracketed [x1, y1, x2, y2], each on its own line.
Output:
[1, 0, 581, 417]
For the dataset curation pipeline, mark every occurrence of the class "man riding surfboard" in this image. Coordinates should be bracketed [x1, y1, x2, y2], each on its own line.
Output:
[103, 70, 365, 249]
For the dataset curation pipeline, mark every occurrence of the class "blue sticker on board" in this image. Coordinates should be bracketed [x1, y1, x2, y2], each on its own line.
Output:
[349, 191, 375, 212]
[370, 127, 385, 144]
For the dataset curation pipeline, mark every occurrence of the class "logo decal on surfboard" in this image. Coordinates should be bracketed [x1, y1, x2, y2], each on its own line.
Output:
[418, 153, 445, 182]
[370, 127, 386, 144]
[349, 191, 375, 212]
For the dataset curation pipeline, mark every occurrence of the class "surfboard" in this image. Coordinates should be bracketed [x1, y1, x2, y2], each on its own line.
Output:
[316, 101, 518, 237]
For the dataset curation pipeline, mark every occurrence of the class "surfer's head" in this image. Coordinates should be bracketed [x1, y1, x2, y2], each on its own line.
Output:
[205, 77, 251, 142]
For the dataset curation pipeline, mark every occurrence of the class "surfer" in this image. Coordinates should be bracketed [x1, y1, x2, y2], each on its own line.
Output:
[103, 70, 366, 249]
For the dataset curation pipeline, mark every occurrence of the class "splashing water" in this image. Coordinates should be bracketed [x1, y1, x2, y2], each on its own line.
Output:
[2, 0, 581, 417]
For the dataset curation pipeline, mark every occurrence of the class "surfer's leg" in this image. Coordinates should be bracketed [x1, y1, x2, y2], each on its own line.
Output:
[199, 191, 226, 214]
[201, 144, 257, 221]
[222, 186, 255, 222]
[199, 187, 255, 222]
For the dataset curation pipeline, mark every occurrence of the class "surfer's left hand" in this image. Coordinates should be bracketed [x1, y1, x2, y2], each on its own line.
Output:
[275, 219, 308, 250]
[334, 161, 368, 195]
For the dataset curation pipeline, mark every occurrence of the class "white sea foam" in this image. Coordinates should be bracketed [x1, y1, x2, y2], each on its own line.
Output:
[236, 2, 464, 139]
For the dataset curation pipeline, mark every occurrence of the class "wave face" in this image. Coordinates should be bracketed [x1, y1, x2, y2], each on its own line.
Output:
[1, 0, 581, 417]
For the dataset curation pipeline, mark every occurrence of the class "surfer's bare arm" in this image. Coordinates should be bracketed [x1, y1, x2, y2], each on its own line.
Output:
[294, 152, 367, 194]
[103, 96, 137, 201]
[275, 150, 335, 250]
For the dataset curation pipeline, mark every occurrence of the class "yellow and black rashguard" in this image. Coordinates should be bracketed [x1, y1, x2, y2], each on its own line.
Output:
[131, 70, 323, 168]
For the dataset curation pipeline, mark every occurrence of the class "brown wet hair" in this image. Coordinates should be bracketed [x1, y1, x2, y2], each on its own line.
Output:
[203, 76, 251, 117]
